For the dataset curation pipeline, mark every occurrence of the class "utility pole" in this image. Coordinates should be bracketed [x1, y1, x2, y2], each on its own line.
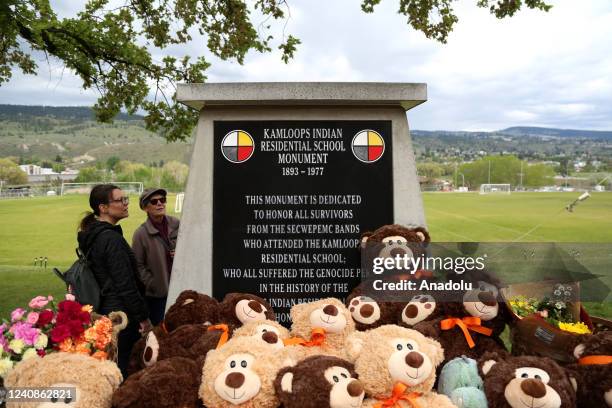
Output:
[454, 162, 458, 190]
[518, 161, 524, 190]
[488, 161, 491, 184]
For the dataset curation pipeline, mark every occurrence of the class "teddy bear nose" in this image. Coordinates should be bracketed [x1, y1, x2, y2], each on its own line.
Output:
[390, 248, 406, 258]
[262, 331, 278, 344]
[347, 380, 364, 397]
[225, 372, 246, 389]
[520, 378, 547, 399]
[323, 305, 338, 316]
[404, 304, 419, 319]
[478, 291, 497, 307]
[359, 304, 375, 318]
[248, 300, 263, 313]
[405, 351, 424, 368]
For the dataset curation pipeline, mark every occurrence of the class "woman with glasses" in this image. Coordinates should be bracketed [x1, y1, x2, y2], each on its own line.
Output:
[132, 188, 180, 325]
[77, 184, 151, 378]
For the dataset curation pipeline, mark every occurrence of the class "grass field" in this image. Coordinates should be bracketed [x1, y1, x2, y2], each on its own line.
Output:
[0, 192, 610, 319]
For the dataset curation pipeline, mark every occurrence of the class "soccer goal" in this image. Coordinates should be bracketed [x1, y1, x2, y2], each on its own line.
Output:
[61, 182, 144, 196]
[479, 183, 511, 195]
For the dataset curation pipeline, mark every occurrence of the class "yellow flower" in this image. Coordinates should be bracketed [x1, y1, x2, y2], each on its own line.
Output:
[22, 348, 38, 361]
[558, 322, 592, 335]
[0, 357, 14, 377]
[82, 305, 94, 313]
[9, 339, 25, 354]
[34, 333, 48, 349]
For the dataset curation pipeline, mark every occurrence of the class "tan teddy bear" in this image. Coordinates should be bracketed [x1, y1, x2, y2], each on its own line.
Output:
[288, 298, 355, 359]
[200, 336, 292, 408]
[346, 325, 456, 408]
[232, 320, 291, 350]
[4, 352, 122, 408]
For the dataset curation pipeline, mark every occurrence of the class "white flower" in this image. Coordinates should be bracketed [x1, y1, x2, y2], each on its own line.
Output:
[9, 339, 25, 354]
[34, 333, 48, 349]
[22, 348, 38, 361]
[0, 357, 14, 378]
[555, 301, 565, 310]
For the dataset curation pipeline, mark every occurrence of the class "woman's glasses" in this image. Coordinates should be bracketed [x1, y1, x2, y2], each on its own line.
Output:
[109, 197, 130, 205]
[149, 197, 167, 205]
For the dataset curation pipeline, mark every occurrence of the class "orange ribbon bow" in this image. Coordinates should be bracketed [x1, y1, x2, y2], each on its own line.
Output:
[440, 317, 492, 349]
[282, 328, 326, 347]
[578, 355, 612, 365]
[374, 382, 422, 408]
[207, 324, 230, 349]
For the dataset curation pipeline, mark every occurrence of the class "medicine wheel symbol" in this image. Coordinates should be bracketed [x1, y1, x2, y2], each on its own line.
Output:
[351, 130, 385, 163]
[221, 130, 254, 163]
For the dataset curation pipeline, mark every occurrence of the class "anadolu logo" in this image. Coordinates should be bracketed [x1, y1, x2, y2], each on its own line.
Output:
[351, 130, 385, 163]
[221, 130, 254, 163]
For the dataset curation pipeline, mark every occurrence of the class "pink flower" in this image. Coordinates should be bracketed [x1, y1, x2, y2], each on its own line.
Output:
[10, 322, 39, 346]
[65, 294, 76, 301]
[11, 308, 26, 322]
[26, 312, 39, 325]
[28, 296, 50, 309]
[538, 310, 549, 318]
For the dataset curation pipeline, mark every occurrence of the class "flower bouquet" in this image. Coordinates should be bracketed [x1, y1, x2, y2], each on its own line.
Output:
[0, 294, 116, 378]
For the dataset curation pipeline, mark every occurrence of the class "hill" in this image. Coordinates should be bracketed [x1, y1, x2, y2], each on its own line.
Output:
[501, 126, 612, 140]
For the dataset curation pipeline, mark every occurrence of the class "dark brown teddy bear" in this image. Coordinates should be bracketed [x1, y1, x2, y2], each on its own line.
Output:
[113, 357, 202, 408]
[219, 292, 275, 330]
[128, 323, 225, 376]
[479, 351, 576, 408]
[567, 331, 612, 407]
[414, 270, 509, 365]
[274, 355, 365, 408]
[163, 290, 220, 332]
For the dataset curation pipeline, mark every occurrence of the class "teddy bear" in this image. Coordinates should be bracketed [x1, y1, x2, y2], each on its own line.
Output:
[346, 324, 455, 407]
[346, 279, 401, 331]
[437, 356, 487, 408]
[274, 355, 365, 408]
[112, 357, 202, 408]
[566, 331, 611, 407]
[4, 352, 122, 408]
[128, 323, 226, 376]
[232, 320, 290, 349]
[163, 289, 220, 332]
[478, 351, 576, 408]
[289, 298, 355, 359]
[413, 270, 509, 366]
[200, 336, 291, 408]
[219, 293, 276, 330]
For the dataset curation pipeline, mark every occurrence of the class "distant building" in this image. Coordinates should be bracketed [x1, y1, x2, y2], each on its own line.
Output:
[18, 165, 78, 184]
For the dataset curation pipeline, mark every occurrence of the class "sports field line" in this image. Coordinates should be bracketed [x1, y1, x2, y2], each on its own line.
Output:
[426, 207, 547, 241]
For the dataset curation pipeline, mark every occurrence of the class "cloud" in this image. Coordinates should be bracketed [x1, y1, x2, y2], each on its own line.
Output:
[1, 0, 611, 130]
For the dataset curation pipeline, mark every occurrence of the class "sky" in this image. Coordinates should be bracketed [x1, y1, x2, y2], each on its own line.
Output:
[1, 0, 611, 131]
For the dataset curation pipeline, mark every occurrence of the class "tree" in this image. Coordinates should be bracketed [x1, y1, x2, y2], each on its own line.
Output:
[460, 155, 554, 188]
[106, 156, 120, 171]
[1, 1, 551, 141]
[0, 158, 28, 185]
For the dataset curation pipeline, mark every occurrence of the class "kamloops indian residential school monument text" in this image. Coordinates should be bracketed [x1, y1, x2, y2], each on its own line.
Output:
[169, 82, 427, 323]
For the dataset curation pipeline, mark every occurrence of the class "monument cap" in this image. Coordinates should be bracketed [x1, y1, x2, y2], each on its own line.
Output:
[139, 188, 167, 209]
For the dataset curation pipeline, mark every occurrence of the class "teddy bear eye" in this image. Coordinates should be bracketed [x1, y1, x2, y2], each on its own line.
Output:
[406, 344, 414, 350]
[230, 361, 236, 368]
[535, 375, 541, 380]
[65, 397, 72, 404]
[521, 373, 528, 378]
[51, 397, 58, 403]
[241, 360, 247, 368]
[396, 344, 403, 351]
[262, 329, 267, 332]
[341, 373, 348, 378]
[333, 375, 339, 383]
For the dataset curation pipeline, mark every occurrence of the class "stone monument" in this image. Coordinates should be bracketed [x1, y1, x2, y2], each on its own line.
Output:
[169, 82, 427, 323]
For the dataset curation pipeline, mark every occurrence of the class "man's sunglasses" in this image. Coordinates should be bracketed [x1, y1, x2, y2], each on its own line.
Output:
[149, 197, 167, 205]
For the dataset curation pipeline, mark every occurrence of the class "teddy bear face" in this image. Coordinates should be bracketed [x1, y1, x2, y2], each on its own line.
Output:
[220, 293, 276, 329]
[275, 355, 364, 408]
[201, 337, 289, 408]
[463, 280, 500, 322]
[480, 353, 576, 408]
[348, 325, 444, 397]
[232, 320, 290, 350]
[291, 298, 355, 346]
[163, 290, 219, 332]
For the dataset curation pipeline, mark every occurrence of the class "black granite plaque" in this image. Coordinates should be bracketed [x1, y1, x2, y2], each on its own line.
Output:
[213, 120, 394, 324]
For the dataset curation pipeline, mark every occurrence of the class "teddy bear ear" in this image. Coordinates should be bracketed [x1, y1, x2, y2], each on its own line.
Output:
[478, 352, 502, 376]
[568, 375, 578, 393]
[346, 332, 366, 360]
[99, 360, 123, 389]
[423, 337, 444, 367]
[573, 343, 585, 360]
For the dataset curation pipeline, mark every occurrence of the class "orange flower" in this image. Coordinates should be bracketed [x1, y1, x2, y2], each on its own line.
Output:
[91, 350, 108, 360]
[83, 327, 97, 343]
[58, 338, 74, 352]
[81, 305, 94, 313]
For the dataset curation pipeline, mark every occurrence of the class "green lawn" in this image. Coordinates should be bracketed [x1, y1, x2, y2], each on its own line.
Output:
[0, 192, 610, 319]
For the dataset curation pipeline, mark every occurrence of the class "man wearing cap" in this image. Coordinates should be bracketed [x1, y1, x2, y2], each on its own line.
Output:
[132, 188, 180, 325]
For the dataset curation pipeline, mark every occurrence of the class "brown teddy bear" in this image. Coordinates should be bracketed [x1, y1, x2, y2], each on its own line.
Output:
[567, 331, 611, 407]
[219, 293, 276, 330]
[479, 351, 576, 408]
[289, 298, 355, 359]
[346, 324, 454, 407]
[4, 352, 122, 408]
[163, 290, 220, 332]
[274, 355, 365, 408]
[346, 279, 401, 331]
[232, 320, 290, 349]
[200, 336, 291, 408]
[128, 323, 226, 376]
[112, 357, 202, 408]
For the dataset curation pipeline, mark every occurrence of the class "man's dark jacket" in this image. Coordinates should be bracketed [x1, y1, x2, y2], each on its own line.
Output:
[77, 220, 148, 323]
